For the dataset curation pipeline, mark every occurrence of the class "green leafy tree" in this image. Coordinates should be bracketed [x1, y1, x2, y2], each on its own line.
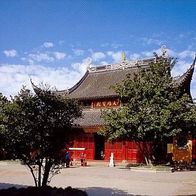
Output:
[100, 54, 196, 165]
[1, 87, 81, 187]
[0, 93, 9, 159]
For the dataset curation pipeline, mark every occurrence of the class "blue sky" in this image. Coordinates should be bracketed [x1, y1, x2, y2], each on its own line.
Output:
[0, 0, 196, 97]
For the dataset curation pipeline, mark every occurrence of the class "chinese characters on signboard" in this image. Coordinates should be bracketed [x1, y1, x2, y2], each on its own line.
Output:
[92, 99, 120, 108]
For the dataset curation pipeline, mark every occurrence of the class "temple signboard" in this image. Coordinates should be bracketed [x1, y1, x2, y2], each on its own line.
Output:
[92, 99, 120, 108]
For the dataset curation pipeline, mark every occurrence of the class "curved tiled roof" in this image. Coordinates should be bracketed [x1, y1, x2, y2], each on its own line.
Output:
[172, 55, 196, 96]
[173, 56, 195, 86]
[32, 56, 195, 101]
[65, 58, 195, 100]
[31, 56, 195, 128]
[67, 67, 138, 100]
[56, 58, 154, 100]
[74, 109, 104, 127]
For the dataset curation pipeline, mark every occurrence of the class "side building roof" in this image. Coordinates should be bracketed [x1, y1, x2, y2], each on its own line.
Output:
[73, 109, 104, 128]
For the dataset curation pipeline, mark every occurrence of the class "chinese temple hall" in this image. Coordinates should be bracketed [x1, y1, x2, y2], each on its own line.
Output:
[52, 54, 196, 163]
[31, 53, 196, 163]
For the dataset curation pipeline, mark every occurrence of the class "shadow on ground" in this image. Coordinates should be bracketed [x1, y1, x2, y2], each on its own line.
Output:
[84, 187, 196, 196]
[0, 182, 27, 189]
[84, 187, 141, 196]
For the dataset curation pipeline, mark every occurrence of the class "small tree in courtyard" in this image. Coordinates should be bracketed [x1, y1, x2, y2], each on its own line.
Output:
[1, 87, 81, 187]
[100, 54, 196, 165]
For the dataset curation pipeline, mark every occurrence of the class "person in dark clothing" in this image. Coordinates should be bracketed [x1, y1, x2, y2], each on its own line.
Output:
[80, 152, 86, 166]
[65, 151, 70, 168]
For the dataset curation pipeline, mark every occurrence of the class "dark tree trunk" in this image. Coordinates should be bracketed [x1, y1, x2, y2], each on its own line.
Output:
[38, 159, 43, 187]
[42, 158, 51, 187]
[26, 163, 38, 187]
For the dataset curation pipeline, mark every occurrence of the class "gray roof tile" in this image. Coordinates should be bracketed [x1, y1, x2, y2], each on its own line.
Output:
[74, 109, 104, 127]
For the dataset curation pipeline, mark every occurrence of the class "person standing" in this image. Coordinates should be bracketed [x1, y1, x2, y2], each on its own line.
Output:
[80, 152, 85, 166]
[65, 151, 70, 168]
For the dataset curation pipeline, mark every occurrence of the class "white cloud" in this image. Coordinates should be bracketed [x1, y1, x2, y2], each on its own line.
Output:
[141, 37, 162, 46]
[111, 43, 123, 49]
[166, 49, 177, 57]
[1, 47, 196, 100]
[28, 53, 55, 63]
[73, 49, 84, 56]
[43, 42, 54, 48]
[3, 49, 17, 57]
[100, 43, 110, 47]
[71, 57, 92, 73]
[100, 61, 109, 65]
[178, 50, 195, 59]
[23, 51, 67, 64]
[141, 48, 163, 57]
[171, 60, 191, 77]
[0, 62, 87, 97]
[191, 83, 196, 98]
[141, 48, 172, 57]
[53, 52, 66, 60]
[130, 53, 141, 60]
[107, 51, 122, 63]
[91, 52, 106, 61]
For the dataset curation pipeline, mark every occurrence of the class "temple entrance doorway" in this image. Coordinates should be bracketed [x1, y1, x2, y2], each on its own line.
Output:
[94, 134, 105, 160]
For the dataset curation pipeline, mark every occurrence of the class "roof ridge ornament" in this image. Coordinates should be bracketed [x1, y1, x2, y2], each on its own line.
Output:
[121, 51, 126, 63]
[161, 45, 167, 57]
[120, 51, 128, 69]
[86, 57, 93, 71]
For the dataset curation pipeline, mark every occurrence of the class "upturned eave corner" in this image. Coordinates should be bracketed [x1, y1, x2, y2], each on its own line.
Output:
[173, 55, 196, 89]
[67, 70, 89, 94]
[30, 79, 47, 98]
[30, 78, 41, 95]
[192, 54, 196, 68]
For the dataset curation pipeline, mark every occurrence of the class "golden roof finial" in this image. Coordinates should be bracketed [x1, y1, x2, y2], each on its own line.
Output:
[121, 51, 126, 62]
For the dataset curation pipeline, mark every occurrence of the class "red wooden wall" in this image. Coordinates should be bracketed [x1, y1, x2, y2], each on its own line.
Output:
[69, 133, 145, 163]
[68, 132, 196, 163]
[104, 141, 145, 163]
[69, 133, 94, 160]
[104, 141, 124, 160]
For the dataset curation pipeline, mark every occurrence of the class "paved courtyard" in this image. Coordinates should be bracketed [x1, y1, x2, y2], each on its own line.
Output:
[0, 161, 196, 196]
